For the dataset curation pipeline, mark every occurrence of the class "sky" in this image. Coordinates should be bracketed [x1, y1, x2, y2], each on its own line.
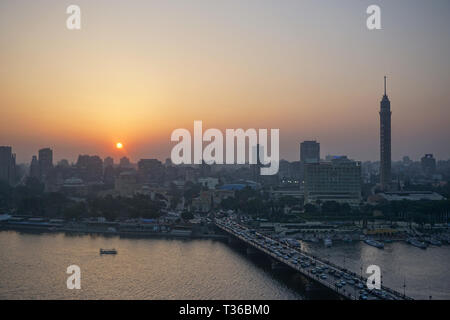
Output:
[1, 0, 450, 164]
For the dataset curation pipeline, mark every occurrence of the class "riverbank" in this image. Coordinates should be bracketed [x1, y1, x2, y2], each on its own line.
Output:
[0, 223, 227, 241]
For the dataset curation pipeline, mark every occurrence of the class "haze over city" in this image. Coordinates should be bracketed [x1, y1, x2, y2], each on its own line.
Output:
[1, 0, 450, 164]
[1, 0, 450, 305]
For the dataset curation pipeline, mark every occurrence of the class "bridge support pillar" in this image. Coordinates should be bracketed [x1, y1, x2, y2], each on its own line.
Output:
[270, 259, 290, 270]
[246, 246, 259, 255]
[228, 236, 240, 245]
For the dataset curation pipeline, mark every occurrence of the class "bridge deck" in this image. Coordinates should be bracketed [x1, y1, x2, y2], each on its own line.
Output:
[215, 219, 412, 300]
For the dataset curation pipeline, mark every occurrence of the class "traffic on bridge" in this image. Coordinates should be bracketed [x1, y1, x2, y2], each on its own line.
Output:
[215, 218, 412, 300]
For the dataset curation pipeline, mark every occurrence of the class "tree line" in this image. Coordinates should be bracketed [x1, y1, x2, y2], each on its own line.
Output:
[0, 178, 164, 220]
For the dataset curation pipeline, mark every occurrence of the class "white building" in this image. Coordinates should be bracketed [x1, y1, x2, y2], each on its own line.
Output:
[304, 156, 362, 206]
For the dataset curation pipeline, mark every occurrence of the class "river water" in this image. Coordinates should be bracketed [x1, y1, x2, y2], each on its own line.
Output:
[0, 231, 448, 299]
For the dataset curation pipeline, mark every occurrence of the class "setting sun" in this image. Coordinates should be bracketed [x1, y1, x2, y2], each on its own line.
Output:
[116, 142, 123, 149]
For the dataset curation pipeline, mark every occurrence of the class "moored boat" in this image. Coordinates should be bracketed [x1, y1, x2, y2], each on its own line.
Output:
[100, 248, 117, 254]
[425, 238, 442, 246]
[364, 239, 384, 249]
[406, 238, 427, 249]
[342, 235, 353, 243]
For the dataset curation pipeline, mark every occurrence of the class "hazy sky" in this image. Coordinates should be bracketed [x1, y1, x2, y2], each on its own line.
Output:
[1, 0, 449, 163]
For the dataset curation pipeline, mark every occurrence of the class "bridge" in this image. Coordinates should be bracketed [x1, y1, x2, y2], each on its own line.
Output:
[215, 218, 413, 300]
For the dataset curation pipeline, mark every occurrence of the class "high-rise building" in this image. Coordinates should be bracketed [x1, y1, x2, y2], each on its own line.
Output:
[402, 156, 412, 166]
[251, 144, 263, 182]
[300, 141, 320, 164]
[30, 155, 40, 178]
[299, 141, 320, 183]
[138, 159, 163, 183]
[0, 146, 16, 185]
[104, 156, 114, 168]
[304, 156, 362, 206]
[379, 76, 392, 191]
[421, 154, 436, 177]
[76, 155, 103, 182]
[115, 171, 138, 197]
[38, 148, 53, 181]
[103, 164, 116, 186]
[119, 156, 131, 168]
[57, 159, 70, 167]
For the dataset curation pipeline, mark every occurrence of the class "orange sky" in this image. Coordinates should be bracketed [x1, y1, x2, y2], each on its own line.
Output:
[1, 0, 450, 163]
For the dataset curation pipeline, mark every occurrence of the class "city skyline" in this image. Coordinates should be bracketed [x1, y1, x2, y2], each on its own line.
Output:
[1, 0, 450, 163]
[2, 75, 449, 166]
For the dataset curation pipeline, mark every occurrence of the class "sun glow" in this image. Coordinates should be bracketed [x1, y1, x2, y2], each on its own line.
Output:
[116, 142, 123, 149]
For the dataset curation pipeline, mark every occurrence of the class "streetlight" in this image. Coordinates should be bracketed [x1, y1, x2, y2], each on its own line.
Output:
[403, 278, 406, 297]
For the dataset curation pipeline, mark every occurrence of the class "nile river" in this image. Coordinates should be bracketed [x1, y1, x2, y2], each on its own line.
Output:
[0, 231, 449, 299]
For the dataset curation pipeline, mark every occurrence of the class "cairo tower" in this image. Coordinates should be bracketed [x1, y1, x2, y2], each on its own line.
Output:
[379, 76, 392, 191]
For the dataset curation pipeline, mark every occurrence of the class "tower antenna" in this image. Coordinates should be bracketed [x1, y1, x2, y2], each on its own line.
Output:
[384, 76, 387, 95]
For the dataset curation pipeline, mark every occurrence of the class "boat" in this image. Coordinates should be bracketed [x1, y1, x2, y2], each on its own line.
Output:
[406, 238, 427, 249]
[290, 239, 302, 248]
[342, 235, 352, 243]
[324, 238, 333, 247]
[364, 239, 384, 249]
[425, 238, 442, 246]
[100, 248, 117, 254]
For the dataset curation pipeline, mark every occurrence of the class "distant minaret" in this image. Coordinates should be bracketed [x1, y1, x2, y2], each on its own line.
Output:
[380, 76, 392, 191]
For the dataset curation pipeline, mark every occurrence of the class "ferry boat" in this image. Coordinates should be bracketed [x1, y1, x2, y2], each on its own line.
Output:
[406, 238, 427, 249]
[100, 248, 117, 254]
[364, 239, 384, 249]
